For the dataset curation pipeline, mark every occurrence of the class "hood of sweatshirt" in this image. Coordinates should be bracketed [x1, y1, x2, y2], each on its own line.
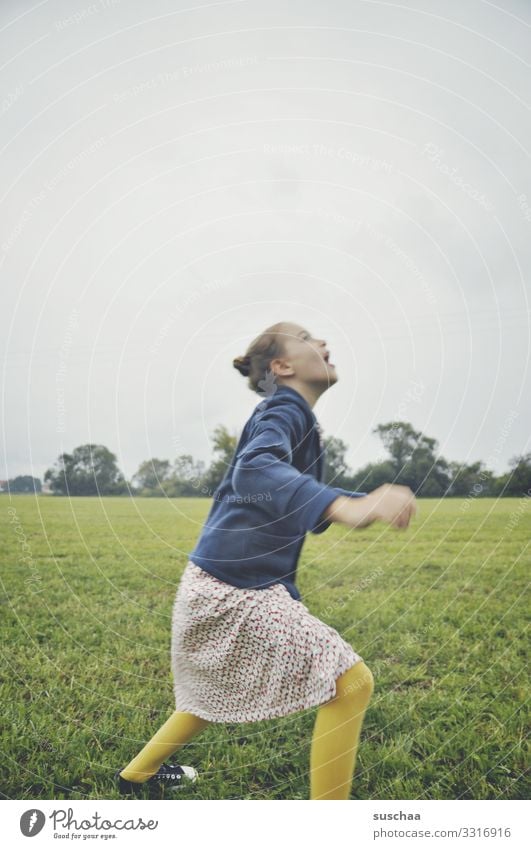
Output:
[254, 383, 322, 438]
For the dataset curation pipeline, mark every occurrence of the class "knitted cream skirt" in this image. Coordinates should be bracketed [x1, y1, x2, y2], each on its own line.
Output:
[171, 560, 363, 723]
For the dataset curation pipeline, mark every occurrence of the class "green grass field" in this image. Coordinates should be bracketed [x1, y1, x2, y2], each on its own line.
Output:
[1, 495, 529, 800]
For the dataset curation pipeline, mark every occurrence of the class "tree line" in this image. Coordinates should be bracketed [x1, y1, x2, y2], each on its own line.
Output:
[2, 420, 530, 497]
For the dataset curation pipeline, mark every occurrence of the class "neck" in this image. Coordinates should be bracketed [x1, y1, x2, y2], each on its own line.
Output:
[276, 380, 327, 409]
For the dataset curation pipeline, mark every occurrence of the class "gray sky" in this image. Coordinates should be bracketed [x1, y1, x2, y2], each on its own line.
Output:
[1, 0, 530, 483]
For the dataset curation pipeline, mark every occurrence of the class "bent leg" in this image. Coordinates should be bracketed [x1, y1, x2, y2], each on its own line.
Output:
[119, 711, 210, 783]
[310, 660, 374, 800]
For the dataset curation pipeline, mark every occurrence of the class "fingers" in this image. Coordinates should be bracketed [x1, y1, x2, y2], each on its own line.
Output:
[392, 510, 408, 529]
[393, 494, 417, 529]
[379, 485, 417, 530]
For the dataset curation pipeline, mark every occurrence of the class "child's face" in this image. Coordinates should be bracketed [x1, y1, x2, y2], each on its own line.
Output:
[273, 323, 338, 386]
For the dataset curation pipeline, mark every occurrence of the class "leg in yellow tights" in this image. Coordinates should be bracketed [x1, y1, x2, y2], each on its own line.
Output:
[119, 711, 210, 783]
[310, 660, 374, 800]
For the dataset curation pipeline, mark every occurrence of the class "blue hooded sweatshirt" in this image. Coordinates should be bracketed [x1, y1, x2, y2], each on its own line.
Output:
[188, 384, 367, 600]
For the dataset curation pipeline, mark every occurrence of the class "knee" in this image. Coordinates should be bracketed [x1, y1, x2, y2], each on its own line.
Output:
[336, 661, 375, 705]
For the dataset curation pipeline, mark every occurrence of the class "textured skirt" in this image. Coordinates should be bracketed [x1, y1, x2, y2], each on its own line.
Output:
[171, 560, 364, 723]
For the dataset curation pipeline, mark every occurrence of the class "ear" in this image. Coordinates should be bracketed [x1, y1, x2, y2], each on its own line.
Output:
[269, 357, 295, 377]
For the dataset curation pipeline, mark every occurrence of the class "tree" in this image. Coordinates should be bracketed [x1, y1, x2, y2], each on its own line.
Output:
[202, 425, 240, 494]
[495, 453, 531, 497]
[445, 460, 496, 497]
[374, 421, 420, 475]
[132, 458, 171, 493]
[44, 444, 127, 495]
[372, 421, 451, 495]
[323, 435, 351, 487]
[408, 444, 451, 497]
[166, 454, 207, 497]
[342, 459, 396, 492]
[4, 475, 42, 494]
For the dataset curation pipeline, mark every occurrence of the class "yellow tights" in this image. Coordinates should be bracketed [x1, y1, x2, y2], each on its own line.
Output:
[309, 660, 374, 799]
[119, 711, 210, 782]
[119, 660, 374, 799]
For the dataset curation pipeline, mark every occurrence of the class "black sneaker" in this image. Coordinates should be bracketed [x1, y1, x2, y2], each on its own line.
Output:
[114, 763, 198, 796]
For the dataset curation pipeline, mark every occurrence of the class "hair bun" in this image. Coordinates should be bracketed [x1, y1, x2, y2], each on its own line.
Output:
[233, 354, 251, 377]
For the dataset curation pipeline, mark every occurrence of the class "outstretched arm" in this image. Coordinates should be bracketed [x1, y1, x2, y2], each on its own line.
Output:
[321, 483, 417, 530]
[232, 404, 417, 535]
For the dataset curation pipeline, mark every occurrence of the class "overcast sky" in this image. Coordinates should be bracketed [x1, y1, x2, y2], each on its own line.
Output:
[1, 0, 530, 483]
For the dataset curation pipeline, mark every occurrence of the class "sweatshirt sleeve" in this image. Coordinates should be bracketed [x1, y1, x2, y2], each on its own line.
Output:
[231, 403, 353, 536]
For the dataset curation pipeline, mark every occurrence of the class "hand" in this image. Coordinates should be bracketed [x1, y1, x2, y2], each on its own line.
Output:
[366, 483, 417, 529]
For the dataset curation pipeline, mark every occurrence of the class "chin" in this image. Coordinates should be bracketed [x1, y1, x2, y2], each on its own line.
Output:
[320, 370, 338, 389]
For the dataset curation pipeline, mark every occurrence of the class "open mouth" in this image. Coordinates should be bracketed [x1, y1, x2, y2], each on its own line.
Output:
[323, 350, 335, 368]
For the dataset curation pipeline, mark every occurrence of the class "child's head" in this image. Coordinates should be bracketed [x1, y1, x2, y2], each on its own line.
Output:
[233, 321, 337, 395]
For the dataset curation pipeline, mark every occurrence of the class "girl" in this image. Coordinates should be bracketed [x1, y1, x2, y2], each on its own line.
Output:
[114, 321, 416, 800]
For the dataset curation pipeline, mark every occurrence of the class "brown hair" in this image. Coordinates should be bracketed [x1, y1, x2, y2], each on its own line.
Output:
[233, 322, 289, 393]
